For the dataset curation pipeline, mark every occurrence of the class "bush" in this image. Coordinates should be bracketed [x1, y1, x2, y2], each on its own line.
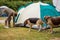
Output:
[0, 0, 52, 11]
[0, 0, 31, 11]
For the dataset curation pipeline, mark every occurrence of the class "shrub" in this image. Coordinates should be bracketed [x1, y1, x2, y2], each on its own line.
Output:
[0, 0, 31, 11]
[0, 0, 52, 11]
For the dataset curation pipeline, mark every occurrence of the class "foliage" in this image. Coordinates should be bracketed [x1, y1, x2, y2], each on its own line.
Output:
[0, 0, 31, 11]
[0, 0, 52, 11]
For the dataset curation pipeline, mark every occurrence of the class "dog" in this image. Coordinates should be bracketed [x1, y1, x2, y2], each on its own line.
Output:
[24, 18, 44, 32]
[44, 16, 60, 33]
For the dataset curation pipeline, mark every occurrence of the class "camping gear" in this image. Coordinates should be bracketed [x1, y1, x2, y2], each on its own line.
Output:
[15, 2, 60, 28]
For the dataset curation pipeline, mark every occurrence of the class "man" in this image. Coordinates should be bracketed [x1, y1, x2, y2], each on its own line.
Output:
[24, 18, 44, 32]
[0, 6, 17, 28]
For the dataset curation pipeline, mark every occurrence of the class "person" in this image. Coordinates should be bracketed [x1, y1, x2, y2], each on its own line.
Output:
[24, 18, 44, 32]
[0, 6, 17, 28]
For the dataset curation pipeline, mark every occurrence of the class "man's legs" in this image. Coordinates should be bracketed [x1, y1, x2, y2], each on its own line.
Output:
[5, 19, 7, 26]
[5, 19, 9, 28]
[13, 13, 16, 27]
[8, 17, 11, 27]
[5, 16, 11, 28]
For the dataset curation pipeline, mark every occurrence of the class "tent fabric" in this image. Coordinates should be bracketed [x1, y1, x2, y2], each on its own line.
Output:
[40, 4, 60, 28]
[40, 4, 60, 22]
[15, 6, 25, 23]
[53, 0, 60, 12]
[0, 6, 8, 17]
[16, 2, 40, 24]
[15, 2, 60, 28]
[15, 2, 33, 24]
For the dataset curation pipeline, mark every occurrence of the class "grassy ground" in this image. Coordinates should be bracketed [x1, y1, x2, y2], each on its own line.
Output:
[0, 17, 7, 20]
[0, 24, 60, 40]
[0, 17, 60, 40]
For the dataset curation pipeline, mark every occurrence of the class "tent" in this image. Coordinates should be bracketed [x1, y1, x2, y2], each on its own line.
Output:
[15, 2, 60, 28]
[15, 2, 33, 23]
[15, 6, 25, 23]
[0, 6, 8, 17]
[53, 0, 60, 12]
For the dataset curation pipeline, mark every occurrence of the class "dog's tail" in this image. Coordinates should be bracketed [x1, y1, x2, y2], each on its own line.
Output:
[24, 19, 28, 26]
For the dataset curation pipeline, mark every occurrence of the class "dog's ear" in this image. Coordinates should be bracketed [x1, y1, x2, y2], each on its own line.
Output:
[24, 19, 28, 26]
[44, 16, 51, 23]
[44, 16, 51, 20]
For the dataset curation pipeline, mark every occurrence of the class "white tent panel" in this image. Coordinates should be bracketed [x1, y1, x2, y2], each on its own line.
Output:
[15, 7, 25, 24]
[53, 0, 57, 6]
[17, 7, 25, 14]
[53, 0, 60, 12]
[17, 3, 40, 24]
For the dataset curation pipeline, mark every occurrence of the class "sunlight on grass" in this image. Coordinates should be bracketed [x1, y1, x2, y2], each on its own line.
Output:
[0, 24, 60, 40]
[0, 17, 6, 20]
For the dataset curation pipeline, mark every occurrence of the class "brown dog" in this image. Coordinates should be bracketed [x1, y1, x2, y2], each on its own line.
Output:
[24, 18, 44, 32]
[44, 16, 60, 33]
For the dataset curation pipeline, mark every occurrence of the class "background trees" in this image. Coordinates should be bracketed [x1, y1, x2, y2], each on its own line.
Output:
[0, 0, 52, 11]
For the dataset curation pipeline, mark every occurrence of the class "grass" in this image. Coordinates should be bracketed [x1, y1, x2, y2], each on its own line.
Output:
[0, 24, 60, 40]
[0, 17, 7, 20]
[0, 17, 60, 40]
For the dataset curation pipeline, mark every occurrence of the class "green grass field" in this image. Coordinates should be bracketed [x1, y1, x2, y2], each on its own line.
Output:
[0, 24, 60, 40]
[0, 17, 7, 20]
